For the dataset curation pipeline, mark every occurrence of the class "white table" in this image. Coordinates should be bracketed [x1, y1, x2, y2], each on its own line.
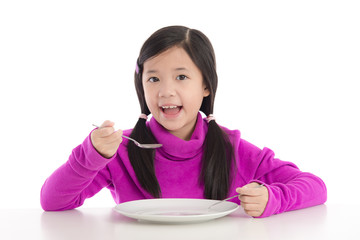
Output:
[0, 204, 358, 240]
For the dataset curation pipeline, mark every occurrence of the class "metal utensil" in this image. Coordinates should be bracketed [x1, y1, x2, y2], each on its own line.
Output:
[208, 183, 265, 209]
[92, 124, 162, 149]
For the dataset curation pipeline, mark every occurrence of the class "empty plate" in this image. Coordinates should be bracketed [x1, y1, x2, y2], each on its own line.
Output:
[114, 198, 239, 223]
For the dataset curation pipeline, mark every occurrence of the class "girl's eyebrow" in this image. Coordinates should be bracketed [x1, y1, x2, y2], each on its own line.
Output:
[174, 67, 188, 71]
[145, 70, 158, 74]
[145, 67, 189, 74]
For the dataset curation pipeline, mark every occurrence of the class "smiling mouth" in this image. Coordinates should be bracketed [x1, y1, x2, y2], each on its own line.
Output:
[160, 105, 182, 115]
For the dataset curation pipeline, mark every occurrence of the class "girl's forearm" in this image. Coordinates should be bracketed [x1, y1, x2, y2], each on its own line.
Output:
[40, 135, 113, 211]
[258, 172, 327, 218]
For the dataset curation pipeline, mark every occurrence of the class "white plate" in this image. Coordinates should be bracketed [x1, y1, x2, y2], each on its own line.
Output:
[113, 198, 239, 223]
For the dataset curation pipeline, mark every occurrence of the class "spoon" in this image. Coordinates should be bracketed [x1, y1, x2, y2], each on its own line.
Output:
[92, 124, 162, 149]
[208, 183, 265, 209]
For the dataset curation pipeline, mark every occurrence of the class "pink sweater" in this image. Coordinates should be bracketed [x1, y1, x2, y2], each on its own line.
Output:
[40, 113, 327, 217]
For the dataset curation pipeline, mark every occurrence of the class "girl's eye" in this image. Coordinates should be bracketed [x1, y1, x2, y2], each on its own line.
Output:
[176, 75, 188, 80]
[148, 77, 159, 83]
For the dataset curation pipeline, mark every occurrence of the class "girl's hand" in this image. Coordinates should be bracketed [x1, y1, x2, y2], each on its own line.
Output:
[90, 120, 123, 159]
[236, 182, 269, 217]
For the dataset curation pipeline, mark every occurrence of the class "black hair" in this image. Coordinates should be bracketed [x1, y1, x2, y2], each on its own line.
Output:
[128, 25, 234, 199]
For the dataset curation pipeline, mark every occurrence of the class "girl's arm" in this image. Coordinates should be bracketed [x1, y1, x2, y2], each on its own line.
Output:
[257, 168, 327, 218]
[40, 133, 115, 211]
[238, 139, 327, 218]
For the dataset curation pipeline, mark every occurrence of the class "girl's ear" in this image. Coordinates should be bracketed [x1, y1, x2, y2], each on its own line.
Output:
[203, 87, 210, 97]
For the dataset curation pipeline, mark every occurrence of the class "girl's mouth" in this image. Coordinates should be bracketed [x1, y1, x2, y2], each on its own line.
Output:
[160, 105, 183, 116]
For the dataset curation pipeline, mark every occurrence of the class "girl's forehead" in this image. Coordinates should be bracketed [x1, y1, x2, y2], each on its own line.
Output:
[143, 46, 195, 71]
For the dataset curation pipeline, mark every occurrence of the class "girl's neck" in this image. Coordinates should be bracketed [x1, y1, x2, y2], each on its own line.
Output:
[167, 117, 198, 141]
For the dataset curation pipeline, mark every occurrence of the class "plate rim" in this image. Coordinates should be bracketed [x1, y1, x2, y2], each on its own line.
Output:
[113, 198, 239, 223]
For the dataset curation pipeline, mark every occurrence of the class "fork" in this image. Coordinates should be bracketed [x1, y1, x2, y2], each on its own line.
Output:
[92, 124, 162, 149]
[208, 183, 265, 209]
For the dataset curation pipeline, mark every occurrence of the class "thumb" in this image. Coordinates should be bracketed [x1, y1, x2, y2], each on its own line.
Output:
[236, 182, 264, 195]
[100, 120, 115, 128]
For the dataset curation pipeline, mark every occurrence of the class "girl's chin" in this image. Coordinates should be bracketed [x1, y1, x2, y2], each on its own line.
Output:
[159, 121, 184, 132]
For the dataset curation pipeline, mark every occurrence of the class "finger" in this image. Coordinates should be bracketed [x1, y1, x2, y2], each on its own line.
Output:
[236, 183, 265, 196]
[236, 182, 263, 192]
[239, 195, 263, 204]
[244, 209, 262, 217]
[241, 202, 260, 211]
[100, 120, 114, 128]
[241, 202, 262, 217]
[92, 121, 115, 137]
[237, 187, 263, 197]
[96, 126, 115, 137]
[104, 129, 123, 143]
[247, 182, 263, 188]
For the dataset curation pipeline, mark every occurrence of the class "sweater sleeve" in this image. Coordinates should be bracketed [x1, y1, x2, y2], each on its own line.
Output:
[239, 139, 327, 218]
[40, 132, 115, 211]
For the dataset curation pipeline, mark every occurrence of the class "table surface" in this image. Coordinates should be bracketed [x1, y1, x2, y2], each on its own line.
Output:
[0, 204, 358, 240]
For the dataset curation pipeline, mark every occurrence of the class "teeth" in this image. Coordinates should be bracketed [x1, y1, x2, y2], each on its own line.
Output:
[161, 106, 178, 109]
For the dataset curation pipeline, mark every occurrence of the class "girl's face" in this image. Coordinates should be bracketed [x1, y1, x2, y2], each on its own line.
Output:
[142, 46, 210, 140]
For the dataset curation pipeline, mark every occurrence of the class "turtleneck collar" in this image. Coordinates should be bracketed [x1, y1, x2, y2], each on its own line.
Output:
[148, 112, 208, 161]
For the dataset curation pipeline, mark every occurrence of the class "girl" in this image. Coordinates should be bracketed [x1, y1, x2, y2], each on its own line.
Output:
[40, 26, 327, 218]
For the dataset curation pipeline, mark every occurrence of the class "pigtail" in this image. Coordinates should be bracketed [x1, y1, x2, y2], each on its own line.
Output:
[200, 119, 235, 200]
[127, 117, 161, 198]
[128, 56, 162, 198]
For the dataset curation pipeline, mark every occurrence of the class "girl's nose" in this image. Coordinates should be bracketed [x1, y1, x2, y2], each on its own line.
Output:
[158, 80, 176, 98]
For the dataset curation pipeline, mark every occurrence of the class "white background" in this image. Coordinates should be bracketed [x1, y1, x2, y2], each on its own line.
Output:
[0, 0, 359, 209]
